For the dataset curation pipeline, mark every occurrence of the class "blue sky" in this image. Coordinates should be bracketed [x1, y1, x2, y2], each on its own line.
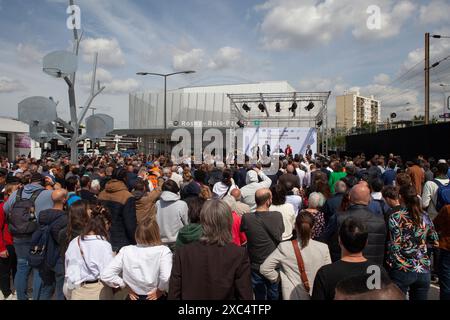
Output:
[1, 0, 450, 128]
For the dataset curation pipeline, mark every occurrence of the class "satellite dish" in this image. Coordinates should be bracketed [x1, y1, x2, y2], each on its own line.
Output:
[18, 96, 58, 126]
[390, 113, 397, 119]
[43, 51, 78, 78]
[85, 114, 114, 140]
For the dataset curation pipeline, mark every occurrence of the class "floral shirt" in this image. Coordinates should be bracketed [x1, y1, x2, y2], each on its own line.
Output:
[311, 211, 325, 240]
[387, 208, 439, 273]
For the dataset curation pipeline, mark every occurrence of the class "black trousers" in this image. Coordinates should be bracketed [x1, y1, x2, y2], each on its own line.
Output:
[0, 245, 17, 298]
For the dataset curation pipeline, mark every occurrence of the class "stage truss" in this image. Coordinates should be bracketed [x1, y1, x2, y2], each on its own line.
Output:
[227, 91, 331, 156]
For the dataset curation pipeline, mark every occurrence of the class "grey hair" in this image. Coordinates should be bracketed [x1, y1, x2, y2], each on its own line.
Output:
[335, 180, 348, 194]
[200, 200, 233, 247]
[308, 192, 325, 209]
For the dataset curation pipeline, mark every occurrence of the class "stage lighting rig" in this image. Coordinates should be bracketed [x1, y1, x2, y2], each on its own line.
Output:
[237, 120, 245, 128]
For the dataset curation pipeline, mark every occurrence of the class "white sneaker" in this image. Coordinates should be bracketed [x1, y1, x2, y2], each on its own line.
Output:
[6, 292, 17, 300]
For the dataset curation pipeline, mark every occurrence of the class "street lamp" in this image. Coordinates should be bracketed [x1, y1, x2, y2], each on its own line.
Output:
[136, 70, 196, 155]
[440, 84, 450, 121]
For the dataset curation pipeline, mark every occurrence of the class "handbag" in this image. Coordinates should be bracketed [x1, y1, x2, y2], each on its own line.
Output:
[291, 239, 310, 292]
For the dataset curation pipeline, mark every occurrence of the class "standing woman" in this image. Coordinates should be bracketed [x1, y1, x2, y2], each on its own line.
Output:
[0, 183, 20, 300]
[303, 193, 326, 240]
[101, 218, 172, 300]
[260, 211, 331, 300]
[169, 200, 253, 300]
[64, 204, 114, 300]
[59, 200, 91, 258]
[387, 185, 439, 300]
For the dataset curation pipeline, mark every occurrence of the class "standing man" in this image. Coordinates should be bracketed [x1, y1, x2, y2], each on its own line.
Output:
[241, 189, 284, 300]
[3, 173, 54, 300]
[305, 145, 313, 158]
[407, 159, 425, 196]
[262, 141, 271, 158]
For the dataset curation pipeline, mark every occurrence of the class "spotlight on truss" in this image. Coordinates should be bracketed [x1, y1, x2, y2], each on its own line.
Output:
[275, 102, 281, 113]
[242, 104, 251, 112]
[317, 120, 323, 127]
[305, 101, 315, 111]
[289, 102, 298, 113]
[237, 120, 245, 128]
[258, 103, 266, 113]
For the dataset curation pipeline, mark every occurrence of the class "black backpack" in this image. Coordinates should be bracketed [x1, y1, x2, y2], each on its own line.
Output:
[29, 216, 62, 270]
[7, 189, 43, 236]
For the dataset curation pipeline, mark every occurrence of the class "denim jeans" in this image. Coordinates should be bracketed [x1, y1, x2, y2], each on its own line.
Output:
[439, 249, 450, 300]
[389, 269, 431, 300]
[251, 270, 279, 300]
[13, 239, 54, 300]
[40, 257, 66, 300]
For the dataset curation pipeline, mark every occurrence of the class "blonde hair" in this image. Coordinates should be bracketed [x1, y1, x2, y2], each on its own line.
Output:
[135, 218, 162, 246]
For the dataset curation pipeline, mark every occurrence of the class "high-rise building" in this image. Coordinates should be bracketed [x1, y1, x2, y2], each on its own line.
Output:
[336, 91, 381, 130]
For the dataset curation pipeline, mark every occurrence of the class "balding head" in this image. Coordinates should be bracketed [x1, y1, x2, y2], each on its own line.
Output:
[349, 184, 371, 206]
[52, 189, 68, 209]
[231, 188, 242, 201]
[255, 188, 272, 210]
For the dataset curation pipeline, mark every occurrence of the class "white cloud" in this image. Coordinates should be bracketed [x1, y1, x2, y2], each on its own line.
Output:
[373, 73, 391, 85]
[80, 68, 140, 95]
[419, 0, 450, 25]
[16, 43, 44, 65]
[172, 48, 205, 71]
[208, 47, 242, 70]
[0, 77, 25, 93]
[80, 68, 113, 85]
[352, 1, 417, 40]
[105, 78, 140, 94]
[81, 38, 125, 67]
[258, 0, 417, 50]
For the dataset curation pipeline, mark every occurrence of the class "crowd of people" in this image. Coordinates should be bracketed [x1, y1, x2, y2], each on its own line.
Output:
[0, 151, 449, 300]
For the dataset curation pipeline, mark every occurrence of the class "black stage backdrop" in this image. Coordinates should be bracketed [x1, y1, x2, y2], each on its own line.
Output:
[345, 122, 450, 160]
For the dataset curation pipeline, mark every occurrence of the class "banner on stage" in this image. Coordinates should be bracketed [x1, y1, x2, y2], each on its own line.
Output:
[243, 127, 317, 159]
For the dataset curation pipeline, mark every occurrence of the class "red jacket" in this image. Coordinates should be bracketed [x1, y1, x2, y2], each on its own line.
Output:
[0, 201, 13, 252]
[232, 211, 247, 246]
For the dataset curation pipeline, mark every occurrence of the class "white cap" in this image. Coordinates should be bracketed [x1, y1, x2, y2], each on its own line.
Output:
[438, 159, 447, 164]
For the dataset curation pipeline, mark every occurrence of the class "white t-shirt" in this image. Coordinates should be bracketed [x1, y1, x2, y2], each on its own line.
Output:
[286, 195, 302, 216]
[422, 177, 450, 219]
[213, 181, 238, 199]
[295, 168, 306, 187]
[270, 203, 296, 241]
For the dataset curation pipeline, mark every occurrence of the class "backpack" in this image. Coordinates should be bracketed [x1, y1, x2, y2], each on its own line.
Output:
[7, 189, 43, 236]
[434, 179, 450, 212]
[28, 216, 63, 270]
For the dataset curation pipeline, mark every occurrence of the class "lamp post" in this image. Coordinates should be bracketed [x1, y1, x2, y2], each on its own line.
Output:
[136, 70, 196, 155]
[425, 34, 450, 124]
[440, 84, 450, 122]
